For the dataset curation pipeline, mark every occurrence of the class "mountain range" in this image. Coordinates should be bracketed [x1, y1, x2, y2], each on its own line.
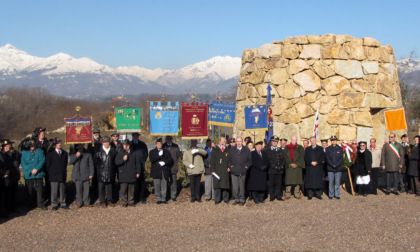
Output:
[0, 44, 419, 98]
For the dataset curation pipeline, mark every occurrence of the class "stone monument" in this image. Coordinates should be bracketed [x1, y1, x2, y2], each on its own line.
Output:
[234, 34, 404, 146]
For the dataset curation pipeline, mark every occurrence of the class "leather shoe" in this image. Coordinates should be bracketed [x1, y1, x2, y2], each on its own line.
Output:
[239, 202, 245, 206]
[308, 197, 312, 200]
[329, 197, 333, 200]
[61, 206, 69, 210]
[51, 206, 59, 211]
[385, 192, 390, 195]
[122, 204, 128, 207]
[190, 199, 195, 203]
[205, 199, 211, 201]
[162, 201, 168, 204]
[128, 203, 135, 207]
[109, 203, 115, 207]
[215, 201, 221, 205]
[392, 191, 399, 195]
[197, 200, 202, 203]
[335, 197, 340, 200]
[101, 204, 107, 208]
[156, 201, 161, 204]
[76, 205, 82, 209]
[171, 198, 177, 202]
[232, 201, 239, 205]
[283, 196, 290, 200]
[86, 204, 93, 207]
[315, 195, 323, 200]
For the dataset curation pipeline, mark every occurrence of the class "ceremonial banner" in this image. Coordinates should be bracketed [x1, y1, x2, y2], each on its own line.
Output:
[149, 101, 179, 136]
[244, 105, 268, 131]
[65, 117, 92, 144]
[115, 107, 141, 133]
[265, 84, 273, 143]
[313, 108, 320, 140]
[208, 101, 236, 127]
[181, 102, 208, 139]
[385, 108, 407, 131]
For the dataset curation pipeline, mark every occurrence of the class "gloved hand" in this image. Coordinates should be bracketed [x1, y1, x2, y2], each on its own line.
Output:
[159, 161, 165, 166]
[189, 164, 195, 169]
[159, 150, 163, 156]
[191, 149, 199, 154]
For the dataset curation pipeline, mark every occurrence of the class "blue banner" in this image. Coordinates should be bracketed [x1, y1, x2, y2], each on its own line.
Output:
[245, 105, 268, 131]
[208, 101, 236, 127]
[150, 101, 179, 136]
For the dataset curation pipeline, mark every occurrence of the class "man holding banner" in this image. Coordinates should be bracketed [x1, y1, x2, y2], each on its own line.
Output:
[381, 133, 405, 195]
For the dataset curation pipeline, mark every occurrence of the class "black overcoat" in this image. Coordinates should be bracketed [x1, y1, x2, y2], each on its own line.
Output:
[45, 149, 68, 182]
[304, 145, 325, 189]
[115, 149, 142, 183]
[210, 146, 230, 189]
[149, 148, 173, 180]
[247, 150, 269, 191]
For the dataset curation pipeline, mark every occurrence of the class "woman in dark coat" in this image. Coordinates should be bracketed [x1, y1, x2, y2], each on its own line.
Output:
[407, 136, 419, 195]
[353, 141, 372, 197]
[247, 142, 269, 204]
[210, 137, 230, 204]
[115, 140, 141, 207]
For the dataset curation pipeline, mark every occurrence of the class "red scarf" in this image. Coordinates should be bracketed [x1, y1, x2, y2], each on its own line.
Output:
[287, 144, 297, 162]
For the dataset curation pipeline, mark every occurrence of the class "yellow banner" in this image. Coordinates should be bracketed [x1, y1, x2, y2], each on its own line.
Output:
[385, 108, 407, 131]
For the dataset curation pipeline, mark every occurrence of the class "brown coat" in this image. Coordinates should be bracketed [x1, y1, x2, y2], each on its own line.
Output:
[381, 142, 404, 172]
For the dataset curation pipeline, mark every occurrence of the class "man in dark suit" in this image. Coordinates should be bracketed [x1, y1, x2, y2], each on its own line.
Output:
[248, 141, 269, 204]
[304, 136, 326, 200]
[131, 132, 148, 203]
[163, 136, 181, 201]
[267, 136, 285, 201]
[149, 138, 173, 204]
[45, 138, 69, 210]
[228, 137, 252, 206]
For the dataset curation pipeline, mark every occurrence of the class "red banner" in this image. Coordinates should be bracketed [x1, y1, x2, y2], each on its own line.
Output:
[65, 117, 92, 144]
[181, 102, 208, 139]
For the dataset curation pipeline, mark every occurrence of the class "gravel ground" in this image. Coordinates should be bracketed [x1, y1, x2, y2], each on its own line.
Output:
[0, 189, 419, 251]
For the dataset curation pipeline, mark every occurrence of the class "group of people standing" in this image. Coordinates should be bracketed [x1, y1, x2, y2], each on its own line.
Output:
[1, 127, 419, 217]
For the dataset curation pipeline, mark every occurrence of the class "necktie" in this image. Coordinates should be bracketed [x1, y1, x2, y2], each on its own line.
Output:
[259, 152, 262, 158]
[221, 147, 225, 152]
[58, 150, 61, 157]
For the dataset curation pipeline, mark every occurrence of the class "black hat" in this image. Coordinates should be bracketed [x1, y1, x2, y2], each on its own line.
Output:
[51, 137, 62, 146]
[1, 139, 14, 147]
[206, 138, 212, 143]
[122, 139, 131, 145]
[132, 132, 140, 136]
[280, 138, 288, 142]
[401, 134, 407, 139]
[111, 131, 119, 137]
[330, 136, 338, 141]
[414, 135, 420, 139]
[19, 137, 35, 151]
[270, 136, 280, 142]
[32, 127, 46, 138]
[321, 139, 328, 143]
[230, 138, 236, 142]
[102, 136, 111, 142]
[156, 138, 163, 143]
[93, 128, 100, 134]
[255, 141, 263, 146]
[358, 141, 367, 145]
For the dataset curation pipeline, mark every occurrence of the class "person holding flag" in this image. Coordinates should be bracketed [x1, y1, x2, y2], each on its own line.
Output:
[381, 133, 405, 195]
[265, 84, 273, 146]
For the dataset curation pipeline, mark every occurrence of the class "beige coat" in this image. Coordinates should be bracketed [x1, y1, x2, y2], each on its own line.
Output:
[370, 147, 382, 168]
[182, 148, 208, 175]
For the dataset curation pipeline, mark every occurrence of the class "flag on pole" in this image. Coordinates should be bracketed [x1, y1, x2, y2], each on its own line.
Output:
[265, 84, 273, 144]
[313, 108, 319, 140]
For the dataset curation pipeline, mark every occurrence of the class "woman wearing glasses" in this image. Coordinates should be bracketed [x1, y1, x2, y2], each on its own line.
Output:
[353, 141, 372, 197]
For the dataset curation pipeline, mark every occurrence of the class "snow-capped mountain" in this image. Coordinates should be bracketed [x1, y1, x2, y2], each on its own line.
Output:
[397, 58, 420, 86]
[0, 44, 241, 98]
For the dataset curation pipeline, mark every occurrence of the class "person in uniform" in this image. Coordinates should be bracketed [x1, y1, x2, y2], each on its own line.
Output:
[247, 141, 269, 204]
[150, 138, 173, 204]
[210, 137, 230, 204]
[70, 143, 94, 208]
[131, 132, 148, 204]
[353, 141, 372, 197]
[381, 133, 404, 195]
[115, 139, 141, 207]
[163, 136, 181, 201]
[183, 139, 208, 203]
[407, 136, 420, 196]
[228, 137, 252, 206]
[304, 136, 325, 200]
[94, 136, 117, 207]
[267, 136, 285, 201]
[110, 131, 122, 153]
[325, 136, 343, 199]
[1, 139, 20, 212]
[46, 138, 69, 210]
[284, 136, 305, 200]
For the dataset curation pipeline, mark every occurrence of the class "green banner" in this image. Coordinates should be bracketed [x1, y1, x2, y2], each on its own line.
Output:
[115, 107, 141, 132]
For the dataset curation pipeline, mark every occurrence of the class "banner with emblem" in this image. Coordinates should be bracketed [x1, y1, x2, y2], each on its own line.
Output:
[65, 117, 92, 144]
[115, 107, 141, 133]
[149, 101, 179, 136]
[244, 105, 268, 131]
[181, 102, 208, 139]
[208, 101, 236, 127]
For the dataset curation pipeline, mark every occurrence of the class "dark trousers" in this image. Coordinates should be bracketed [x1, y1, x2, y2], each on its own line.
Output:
[307, 188, 322, 198]
[120, 183, 135, 205]
[252, 191, 265, 203]
[268, 173, 283, 198]
[98, 181, 113, 204]
[4, 178, 17, 211]
[26, 178, 44, 207]
[189, 174, 201, 201]
[214, 188, 230, 203]
[170, 173, 177, 200]
[386, 172, 399, 193]
[411, 176, 420, 195]
[369, 168, 380, 194]
[135, 174, 147, 202]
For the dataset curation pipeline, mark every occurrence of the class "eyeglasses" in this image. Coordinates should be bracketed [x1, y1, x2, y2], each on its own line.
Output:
[389, 136, 395, 139]
[360, 144, 366, 147]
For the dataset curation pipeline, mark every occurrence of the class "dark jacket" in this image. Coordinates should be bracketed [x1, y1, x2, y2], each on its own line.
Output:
[2, 150, 21, 183]
[210, 146, 230, 189]
[325, 145, 344, 172]
[131, 140, 149, 166]
[267, 147, 285, 174]
[115, 149, 141, 183]
[163, 142, 181, 174]
[228, 146, 252, 176]
[111, 141, 123, 153]
[94, 146, 117, 183]
[407, 144, 419, 177]
[353, 149, 372, 176]
[247, 150, 269, 191]
[204, 146, 212, 175]
[381, 141, 404, 172]
[149, 148, 173, 180]
[46, 149, 69, 182]
[304, 145, 325, 189]
[70, 151, 94, 181]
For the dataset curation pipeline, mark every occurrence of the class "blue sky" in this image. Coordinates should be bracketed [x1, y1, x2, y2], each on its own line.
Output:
[1, 1, 419, 69]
